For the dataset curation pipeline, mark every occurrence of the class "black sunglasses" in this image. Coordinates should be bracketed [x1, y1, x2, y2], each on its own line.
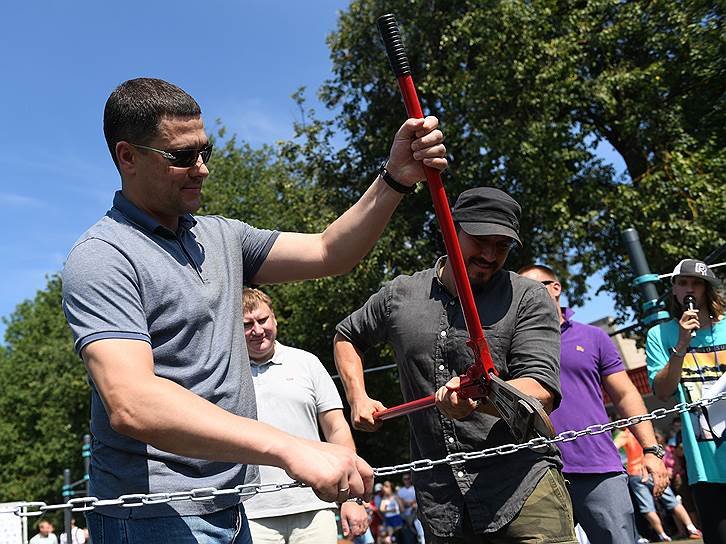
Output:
[131, 142, 213, 168]
[541, 280, 556, 286]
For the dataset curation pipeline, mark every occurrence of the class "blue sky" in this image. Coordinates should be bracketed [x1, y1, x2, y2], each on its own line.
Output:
[0, 0, 624, 341]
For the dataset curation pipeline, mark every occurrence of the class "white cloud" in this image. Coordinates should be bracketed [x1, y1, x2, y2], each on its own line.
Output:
[0, 192, 46, 208]
[209, 98, 298, 145]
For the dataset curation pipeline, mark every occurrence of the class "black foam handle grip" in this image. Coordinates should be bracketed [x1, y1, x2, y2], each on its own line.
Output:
[377, 14, 411, 77]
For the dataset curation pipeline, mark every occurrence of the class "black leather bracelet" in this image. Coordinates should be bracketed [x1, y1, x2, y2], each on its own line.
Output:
[378, 162, 415, 194]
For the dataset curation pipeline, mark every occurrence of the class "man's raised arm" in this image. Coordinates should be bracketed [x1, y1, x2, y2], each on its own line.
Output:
[252, 116, 446, 284]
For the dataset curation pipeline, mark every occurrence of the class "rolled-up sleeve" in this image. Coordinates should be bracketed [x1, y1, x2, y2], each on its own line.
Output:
[509, 285, 562, 407]
[335, 284, 391, 352]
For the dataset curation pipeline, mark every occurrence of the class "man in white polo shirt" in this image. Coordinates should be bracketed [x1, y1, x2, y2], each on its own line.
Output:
[242, 288, 368, 543]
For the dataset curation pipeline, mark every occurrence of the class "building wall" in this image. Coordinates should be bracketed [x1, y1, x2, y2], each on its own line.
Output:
[590, 317, 646, 370]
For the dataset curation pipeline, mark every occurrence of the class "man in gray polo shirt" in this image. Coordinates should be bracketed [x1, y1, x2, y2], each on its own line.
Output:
[242, 288, 368, 543]
[61, 77, 447, 544]
[334, 187, 578, 543]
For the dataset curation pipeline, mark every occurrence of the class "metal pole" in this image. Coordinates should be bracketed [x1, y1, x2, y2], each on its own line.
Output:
[82, 434, 92, 544]
[82, 434, 91, 495]
[63, 468, 72, 544]
[622, 228, 670, 327]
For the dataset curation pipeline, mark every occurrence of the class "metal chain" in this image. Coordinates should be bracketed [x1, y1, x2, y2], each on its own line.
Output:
[2, 392, 724, 517]
[375, 392, 726, 476]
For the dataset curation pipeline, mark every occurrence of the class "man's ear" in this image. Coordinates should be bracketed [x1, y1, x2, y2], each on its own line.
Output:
[552, 281, 563, 298]
[116, 141, 138, 177]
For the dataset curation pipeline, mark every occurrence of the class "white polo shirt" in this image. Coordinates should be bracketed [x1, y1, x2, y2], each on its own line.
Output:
[245, 341, 344, 519]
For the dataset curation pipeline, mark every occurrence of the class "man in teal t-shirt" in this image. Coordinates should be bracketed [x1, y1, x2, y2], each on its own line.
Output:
[646, 258, 725, 543]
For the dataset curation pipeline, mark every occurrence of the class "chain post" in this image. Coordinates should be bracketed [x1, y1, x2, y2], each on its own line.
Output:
[63, 469, 72, 544]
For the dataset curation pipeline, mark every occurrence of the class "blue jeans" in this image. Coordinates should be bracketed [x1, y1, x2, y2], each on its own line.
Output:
[627, 474, 678, 513]
[86, 504, 252, 543]
[565, 472, 638, 544]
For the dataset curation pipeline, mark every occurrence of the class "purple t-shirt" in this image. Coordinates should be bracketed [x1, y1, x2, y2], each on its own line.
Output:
[551, 309, 626, 474]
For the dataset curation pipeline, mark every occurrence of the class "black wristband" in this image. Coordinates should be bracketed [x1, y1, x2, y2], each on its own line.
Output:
[378, 162, 415, 194]
[671, 346, 688, 357]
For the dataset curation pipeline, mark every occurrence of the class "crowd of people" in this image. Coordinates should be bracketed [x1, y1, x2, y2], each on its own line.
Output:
[29, 519, 87, 544]
[343, 475, 425, 544]
[29, 76, 721, 544]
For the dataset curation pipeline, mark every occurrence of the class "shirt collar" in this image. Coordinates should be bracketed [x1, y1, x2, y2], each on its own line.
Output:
[561, 307, 574, 332]
[112, 191, 197, 238]
[434, 256, 447, 287]
[249, 341, 283, 367]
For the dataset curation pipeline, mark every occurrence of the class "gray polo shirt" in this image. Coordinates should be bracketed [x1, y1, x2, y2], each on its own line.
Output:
[336, 260, 562, 537]
[62, 191, 278, 518]
[244, 341, 343, 519]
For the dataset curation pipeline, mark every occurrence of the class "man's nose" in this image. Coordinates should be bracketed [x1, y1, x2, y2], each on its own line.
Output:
[191, 153, 209, 177]
[478, 241, 497, 259]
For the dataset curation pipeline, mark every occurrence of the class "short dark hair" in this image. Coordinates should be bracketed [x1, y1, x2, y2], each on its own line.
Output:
[517, 264, 558, 281]
[103, 78, 201, 169]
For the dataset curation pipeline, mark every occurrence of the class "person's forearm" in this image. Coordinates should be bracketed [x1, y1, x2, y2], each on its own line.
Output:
[334, 334, 369, 402]
[613, 388, 658, 447]
[508, 377, 555, 412]
[475, 377, 554, 415]
[320, 409, 358, 452]
[653, 354, 685, 399]
[325, 425, 357, 452]
[318, 177, 404, 276]
[108, 373, 296, 468]
[253, 180, 405, 284]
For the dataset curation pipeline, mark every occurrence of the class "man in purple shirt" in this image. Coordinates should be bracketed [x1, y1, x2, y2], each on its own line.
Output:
[519, 265, 668, 544]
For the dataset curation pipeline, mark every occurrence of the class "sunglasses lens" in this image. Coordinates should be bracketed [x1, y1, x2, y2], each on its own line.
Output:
[169, 150, 196, 168]
[170, 144, 213, 168]
[200, 143, 213, 164]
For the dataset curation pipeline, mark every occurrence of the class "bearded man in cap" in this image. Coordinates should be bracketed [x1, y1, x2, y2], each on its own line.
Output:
[334, 188, 577, 543]
[647, 258, 725, 543]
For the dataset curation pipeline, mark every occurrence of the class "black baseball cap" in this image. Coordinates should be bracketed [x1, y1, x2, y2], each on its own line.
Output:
[451, 187, 521, 245]
[671, 259, 720, 287]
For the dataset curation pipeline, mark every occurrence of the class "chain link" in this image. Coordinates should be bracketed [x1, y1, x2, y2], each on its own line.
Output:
[2, 392, 723, 517]
[373, 393, 725, 476]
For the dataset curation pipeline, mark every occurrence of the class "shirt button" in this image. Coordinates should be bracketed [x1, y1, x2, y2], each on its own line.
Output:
[440, 330, 447, 337]
[457, 471, 464, 478]
[448, 437, 455, 443]
[449, 300, 455, 306]
[438, 364, 445, 371]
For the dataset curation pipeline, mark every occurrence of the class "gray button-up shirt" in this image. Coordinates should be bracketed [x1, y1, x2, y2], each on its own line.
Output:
[336, 259, 562, 536]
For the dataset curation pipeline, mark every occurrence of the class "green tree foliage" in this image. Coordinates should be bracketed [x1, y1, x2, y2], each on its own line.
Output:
[0, 276, 89, 518]
[317, 0, 724, 318]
